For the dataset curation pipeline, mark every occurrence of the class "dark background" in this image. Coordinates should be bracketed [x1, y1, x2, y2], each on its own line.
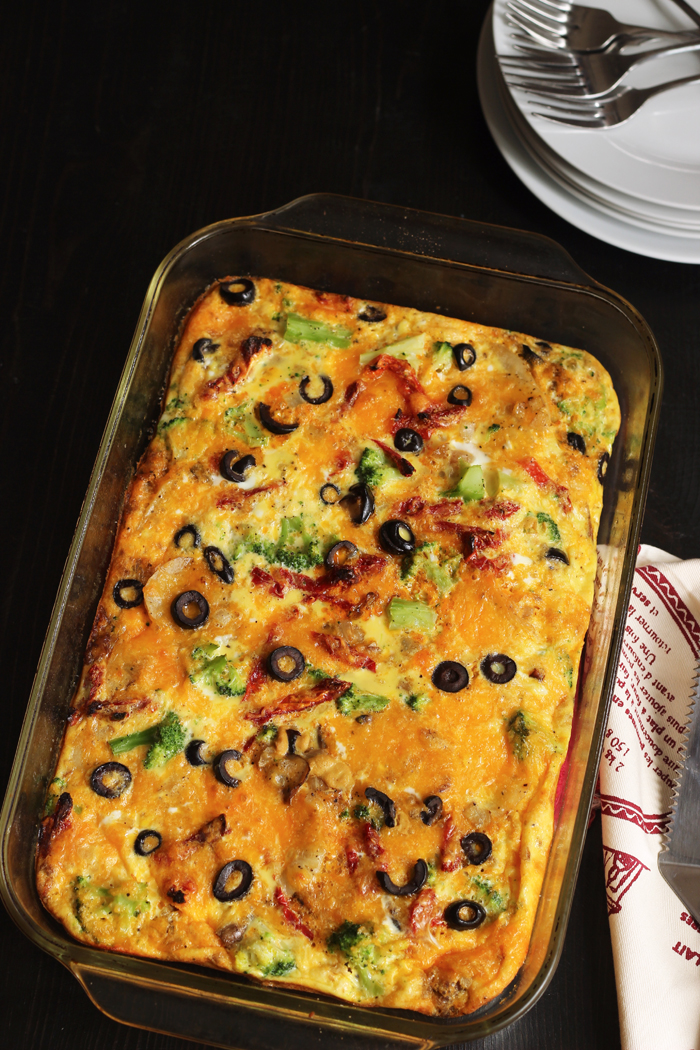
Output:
[2, 1, 698, 1047]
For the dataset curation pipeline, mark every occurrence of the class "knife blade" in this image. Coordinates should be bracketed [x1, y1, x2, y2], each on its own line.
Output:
[658, 659, 700, 925]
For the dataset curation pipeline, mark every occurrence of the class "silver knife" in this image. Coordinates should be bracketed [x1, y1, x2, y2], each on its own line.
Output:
[658, 659, 700, 925]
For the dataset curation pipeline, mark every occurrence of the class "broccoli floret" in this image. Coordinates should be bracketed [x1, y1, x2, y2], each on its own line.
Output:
[143, 711, 187, 769]
[506, 710, 533, 761]
[224, 401, 269, 447]
[402, 542, 460, 594]
[404, 692, 430, 713]
[110, 711, 186, 769]
[355, 446, 400, 487]
[327, 922, 384, 997]
[256, 723, 278, 744]
[471, 875, 507, 914]
[336, 687, 389, 717]
[327, 920, 365, 954]
[190, 645, 245, 697]
[432, 340, 453, 373]
[261, 958, 296, 977]
[537, 511, 561, 545]
[247, 517, 323, 571]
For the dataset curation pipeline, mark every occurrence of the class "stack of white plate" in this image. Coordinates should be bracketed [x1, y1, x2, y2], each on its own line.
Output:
[479, 0, 700, 262]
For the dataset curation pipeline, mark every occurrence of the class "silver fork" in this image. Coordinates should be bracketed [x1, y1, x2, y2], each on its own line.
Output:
[523, 71, 700, 126]
[506, 0, 700, 51]
[499, 36, 700, 96]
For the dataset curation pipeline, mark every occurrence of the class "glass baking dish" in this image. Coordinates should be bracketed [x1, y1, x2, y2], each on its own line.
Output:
[0, 194, 661, 1048]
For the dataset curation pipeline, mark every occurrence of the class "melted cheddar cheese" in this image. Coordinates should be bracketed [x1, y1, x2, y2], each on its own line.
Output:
[37, 278, 619, 1015]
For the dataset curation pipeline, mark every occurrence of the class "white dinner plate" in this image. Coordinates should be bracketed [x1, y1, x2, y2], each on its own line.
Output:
[479, 10, 700, 262]
[493, 0, 700, 210]
[499, 76, 700, 235]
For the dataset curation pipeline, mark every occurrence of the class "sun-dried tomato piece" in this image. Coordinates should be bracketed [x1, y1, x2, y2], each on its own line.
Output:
[519, 458, 572, 513]
[409, 888, 445, 934]
[246, 679, 351, 725]
[346, 847, 360, 874]
[485, 500, 521, 520]
[274, 887, 314, 941]
[243, 657, 267, 702]
[372, 438, 415, 477]
[37, 792, 73, 858]
[363, 823, 387, 870]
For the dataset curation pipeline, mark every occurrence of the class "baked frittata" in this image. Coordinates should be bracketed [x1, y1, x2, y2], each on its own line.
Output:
[37, 277, 620, 1016]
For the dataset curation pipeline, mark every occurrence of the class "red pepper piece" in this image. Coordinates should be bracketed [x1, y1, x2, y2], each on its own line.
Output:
[274, 887, 314, 941]
[485, 500, 520, 520]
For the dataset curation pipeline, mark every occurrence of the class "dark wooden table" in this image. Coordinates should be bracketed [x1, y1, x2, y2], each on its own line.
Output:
[2, 1, 698, 1047]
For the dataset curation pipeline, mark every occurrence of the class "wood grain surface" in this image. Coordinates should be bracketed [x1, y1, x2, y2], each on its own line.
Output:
[2, 1, 699, 1047]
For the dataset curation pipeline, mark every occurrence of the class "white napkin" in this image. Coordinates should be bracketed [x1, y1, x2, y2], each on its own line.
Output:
[599, 544, 700, 1050]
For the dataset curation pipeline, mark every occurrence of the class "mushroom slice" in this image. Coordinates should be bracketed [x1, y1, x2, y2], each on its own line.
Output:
[267, 754, 310, 801]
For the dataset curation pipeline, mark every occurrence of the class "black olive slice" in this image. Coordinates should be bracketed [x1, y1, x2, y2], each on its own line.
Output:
[340, 483, 375, 525]
[204, 545, 234, 584]
[447, 385, 472, 407]
[453, 343, 477, 370]
[444, 899, 486, 930]
[378, 519, 415, 556]
[299, 375, 333, 405]
[325, 540, 358, 569]
[113, 579, 144, 609]
[90, 762, 132, 799]
[258, 402, 299, 435]
[520, 345, 543, 365]
[320, 483, 341, 505]
[461, 832, 492, 865]
[394, 427, 424, 454]
[134, 829, 162, 856]
[432, 661, 469, 693]
[219, 278, 256, 306]
[365, 787, 397, 828]
[220, 451, 256, 483]
[598, 452, 610, 484]
[567, 432, 586, 454]
[286, 729, 302, 755]
[185, 739, 209, 766]
[212, 859, 254, 902]
[546, 547, 570, 566]
[420, 795, 443, 826]
[214, 749, 243, 788]
[174, 524, 200, 550]
[376, 859, 428, 897]
[191, 337, 220, 362]
[172, 591, 209, 629]
[480, 654, 517, 685]
[358, 306, 386, 323]
[268, 646, 305, 682]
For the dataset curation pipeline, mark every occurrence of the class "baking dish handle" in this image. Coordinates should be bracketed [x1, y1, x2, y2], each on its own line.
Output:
[70, 963, 434, 1050]
[260, 193, 596, 288]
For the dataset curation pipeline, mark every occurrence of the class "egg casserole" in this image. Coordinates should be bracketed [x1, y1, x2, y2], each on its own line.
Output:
[37, 277, 619, 1016]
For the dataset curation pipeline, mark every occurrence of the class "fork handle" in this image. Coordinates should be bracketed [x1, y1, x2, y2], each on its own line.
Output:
[669, 0, 700, 30]
[634, 70, 700, 105]
[620, 35, 700, 73]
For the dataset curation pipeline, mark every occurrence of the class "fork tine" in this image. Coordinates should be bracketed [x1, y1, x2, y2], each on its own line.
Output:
[529, 0, 573, 12]
[504, 75, 589, 95]
[531, 110, 606, 127]
[505, 4, 565, 39]
[508, 24, 568, 48]
[505, 11, 563, 45]
[507, 0, 567, 28]
[498, 50, 578, 67]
